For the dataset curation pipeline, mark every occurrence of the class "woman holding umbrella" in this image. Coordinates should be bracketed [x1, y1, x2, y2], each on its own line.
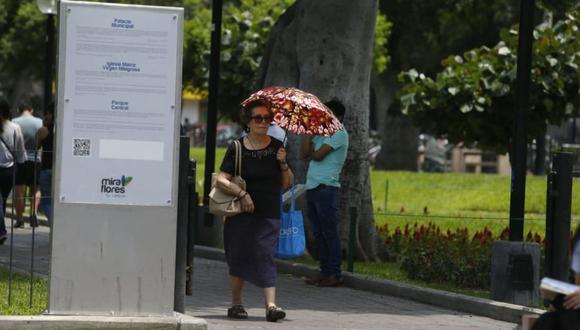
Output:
[216, 99, 294, 322]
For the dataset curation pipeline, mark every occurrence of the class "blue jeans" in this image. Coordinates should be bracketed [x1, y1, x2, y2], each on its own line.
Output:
[306, 184, 341, 278]
[39, 169, 52, 224]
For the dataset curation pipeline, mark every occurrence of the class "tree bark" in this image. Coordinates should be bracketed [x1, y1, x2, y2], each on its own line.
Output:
[373, 69, 419, 171]
[256, 0, 382, 261]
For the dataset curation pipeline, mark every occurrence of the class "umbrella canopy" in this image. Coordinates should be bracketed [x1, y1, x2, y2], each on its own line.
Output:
[241, 86, 343, 136]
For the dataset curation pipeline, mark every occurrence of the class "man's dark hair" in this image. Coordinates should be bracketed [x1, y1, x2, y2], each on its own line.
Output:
[324, 99, 345, 119]
[17, 103, 33, 113]
[240, 99, 271, 132]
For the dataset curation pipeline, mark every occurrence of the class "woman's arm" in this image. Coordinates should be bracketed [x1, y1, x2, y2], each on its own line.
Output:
[280, 166, 294, 189]
[277, 147, 294, 189]
[215, 171, 255, 213]
[216, 171, 244, 196]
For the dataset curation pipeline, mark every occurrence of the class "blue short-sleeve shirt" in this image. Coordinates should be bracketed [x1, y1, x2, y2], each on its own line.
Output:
[306, 129, 348, 190]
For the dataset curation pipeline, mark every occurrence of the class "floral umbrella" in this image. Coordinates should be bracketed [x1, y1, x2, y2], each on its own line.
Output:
[241, 86, 343, 136]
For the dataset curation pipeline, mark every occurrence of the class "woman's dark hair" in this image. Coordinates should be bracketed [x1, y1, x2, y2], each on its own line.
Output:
[324, 99, 346, 119]
[240, 99, 271, 132]
[46, 101, 55, 116]
[0, 96, 11, 134]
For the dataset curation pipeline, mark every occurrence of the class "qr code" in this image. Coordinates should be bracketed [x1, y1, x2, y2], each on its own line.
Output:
[73, 138, 91, 157]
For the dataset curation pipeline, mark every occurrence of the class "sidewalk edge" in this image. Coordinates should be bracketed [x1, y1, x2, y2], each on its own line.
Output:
[193, 245, 543, 324]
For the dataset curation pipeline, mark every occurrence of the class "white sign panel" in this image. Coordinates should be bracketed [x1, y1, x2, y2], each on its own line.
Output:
[59, 3, 180, 205]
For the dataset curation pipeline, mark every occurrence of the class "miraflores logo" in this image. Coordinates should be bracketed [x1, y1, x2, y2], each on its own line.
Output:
[100, 175, 133, 194]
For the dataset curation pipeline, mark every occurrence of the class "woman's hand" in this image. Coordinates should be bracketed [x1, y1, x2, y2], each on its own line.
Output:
[277, 147, 287, 164]
[563, 290, 580, 310]
[240, 193, 255, 213]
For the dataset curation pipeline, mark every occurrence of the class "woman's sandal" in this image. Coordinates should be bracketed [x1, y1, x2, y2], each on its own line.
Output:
[266, 305, 286, 322]
[227, 304, 248, 319]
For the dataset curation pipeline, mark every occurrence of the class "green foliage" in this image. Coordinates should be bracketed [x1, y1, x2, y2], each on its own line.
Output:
[380, 223, 543, 289]
[0, 1, 46, 82]
[398, 10, 579, 153]
[372, 12, 391, 75]
[184, 0, 391, 120]
[0, 0, 391, 122]
[381, 0, 521, 74]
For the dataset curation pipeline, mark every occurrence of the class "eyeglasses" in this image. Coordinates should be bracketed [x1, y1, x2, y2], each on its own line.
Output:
[250, 115, 272, 123]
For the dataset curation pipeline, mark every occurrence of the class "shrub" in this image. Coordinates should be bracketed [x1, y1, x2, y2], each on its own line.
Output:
[378, 222, 543, 289]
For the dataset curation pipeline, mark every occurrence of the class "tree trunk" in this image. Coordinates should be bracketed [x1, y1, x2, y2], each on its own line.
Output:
[373, 69, 418, 170]
[534, 133, 546, 175]
[256, 0, 383, 261]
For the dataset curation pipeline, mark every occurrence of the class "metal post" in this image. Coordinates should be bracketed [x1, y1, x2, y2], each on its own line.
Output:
[8, 153, 16, 305]
[29, 150, 40, 307]
[43, 14, 55, 114]
[202, 0, 223, 227]
[544, 171, 555, 277]
[174, 137, 189, 313]
[544, 152, 573, 281]
[508, 0, 535, 241]
[347, 207, 357, 273]
[534, 133, 546, 175]
[186, 159, 197, 296]
[383, 179, 389, 212]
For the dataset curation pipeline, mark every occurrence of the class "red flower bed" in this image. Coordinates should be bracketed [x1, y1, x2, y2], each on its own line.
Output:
[377, 222, 543, 289]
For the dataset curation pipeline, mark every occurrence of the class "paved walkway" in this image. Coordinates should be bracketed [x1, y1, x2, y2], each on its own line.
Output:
[0, 221, 516, 329]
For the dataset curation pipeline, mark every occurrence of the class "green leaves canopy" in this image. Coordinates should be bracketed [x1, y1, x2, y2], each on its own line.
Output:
[398, 10, 579, 154]
[1, 0, 391, 121]
[183, 0, 390, 120]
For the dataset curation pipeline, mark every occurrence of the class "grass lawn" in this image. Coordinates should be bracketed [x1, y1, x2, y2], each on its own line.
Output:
[0, 268, 47, 315]
[190, 147, 579, 235]
[190, 147, 227, 198]
[371, 171, 580, 236]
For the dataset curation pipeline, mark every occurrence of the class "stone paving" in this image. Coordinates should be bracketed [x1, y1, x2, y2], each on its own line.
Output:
[0, 220, 516, 329]
[186, 258, 516, 329]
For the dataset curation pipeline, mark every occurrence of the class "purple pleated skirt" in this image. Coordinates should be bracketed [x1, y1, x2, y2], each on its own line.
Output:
[223, 214, 280, 288]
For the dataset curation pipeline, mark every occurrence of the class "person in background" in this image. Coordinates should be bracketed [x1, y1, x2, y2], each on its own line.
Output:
[0, 97, 26, 244]
[12, 104, 42, 228]
[302, 100, 349, 287]
[532, 226, 580, 329]
[37, 103, 54, 224]
[216, 99, 294, 322]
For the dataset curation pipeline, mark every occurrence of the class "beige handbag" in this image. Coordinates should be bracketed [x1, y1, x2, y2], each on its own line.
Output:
[209, 140, 246, 216]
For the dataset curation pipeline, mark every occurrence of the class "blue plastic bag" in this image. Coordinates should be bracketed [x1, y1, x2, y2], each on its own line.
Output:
[276, 186, 305, 259]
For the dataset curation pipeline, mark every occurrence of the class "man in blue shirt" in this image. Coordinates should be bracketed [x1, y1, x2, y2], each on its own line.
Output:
[13, 104, 43, 228]
[302, 100, 348, 287]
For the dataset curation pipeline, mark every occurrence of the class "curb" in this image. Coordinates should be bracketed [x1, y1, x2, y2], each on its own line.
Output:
[0, 312, 206, 330]
[194, 245, 544, 324]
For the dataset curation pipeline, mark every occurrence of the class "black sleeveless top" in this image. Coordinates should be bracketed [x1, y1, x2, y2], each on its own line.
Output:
[41, 126, 53, 170]
[220, 137, 282, 219]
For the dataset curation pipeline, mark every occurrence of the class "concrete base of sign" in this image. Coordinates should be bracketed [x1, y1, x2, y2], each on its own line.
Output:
[490, 241, 540, 307]
[0, 312, 206, 330]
